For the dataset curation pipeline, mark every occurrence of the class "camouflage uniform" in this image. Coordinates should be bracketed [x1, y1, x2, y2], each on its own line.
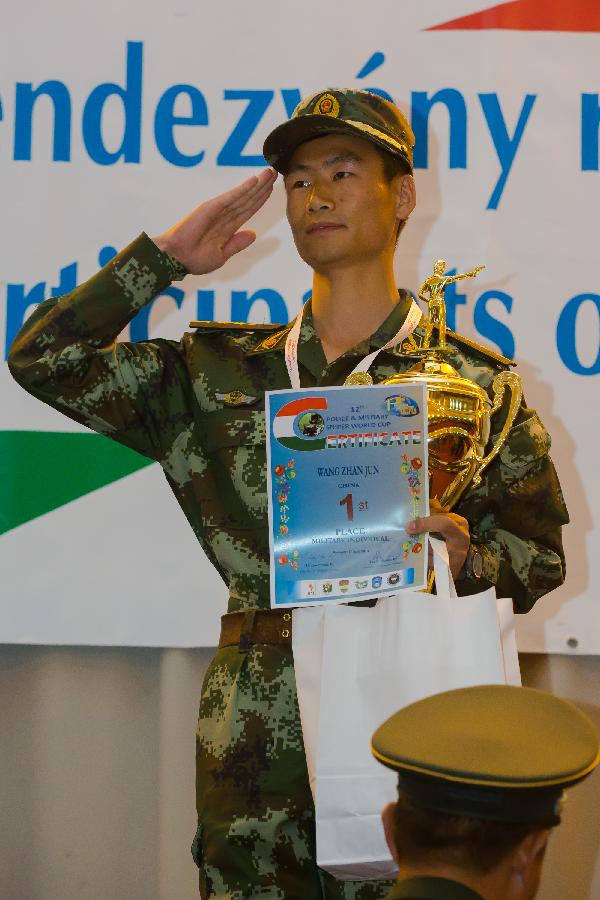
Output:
[8, 233, 568, 899]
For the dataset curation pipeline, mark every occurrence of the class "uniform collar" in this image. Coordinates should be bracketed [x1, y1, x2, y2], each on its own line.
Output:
[248, 291, 416, 375]
[385, 876, 485, 900]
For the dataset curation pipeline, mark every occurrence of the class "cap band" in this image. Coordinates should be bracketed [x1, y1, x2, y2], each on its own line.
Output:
[398, 773, 562, 827]
[343, 119, 410, 157]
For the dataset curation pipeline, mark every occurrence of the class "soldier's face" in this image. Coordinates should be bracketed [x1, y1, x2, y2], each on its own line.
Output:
[284, 133, 414, 273]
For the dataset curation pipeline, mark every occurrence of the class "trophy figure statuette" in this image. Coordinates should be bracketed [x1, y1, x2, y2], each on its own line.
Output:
[383, 259, 523, 512]
[418, 259, 485, 354]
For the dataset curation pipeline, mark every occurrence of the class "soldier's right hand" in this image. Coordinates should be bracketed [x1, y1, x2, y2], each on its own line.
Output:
[153, 168, 277, 275]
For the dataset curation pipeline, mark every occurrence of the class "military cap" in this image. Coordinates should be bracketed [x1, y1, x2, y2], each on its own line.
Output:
[371, 685, 600, 826]
[263, 88, 414, 174]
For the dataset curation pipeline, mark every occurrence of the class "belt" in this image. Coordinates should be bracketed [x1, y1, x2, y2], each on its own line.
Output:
[219, 609, 294, 650]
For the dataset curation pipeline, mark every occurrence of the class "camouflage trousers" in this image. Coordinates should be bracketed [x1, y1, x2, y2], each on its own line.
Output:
[193, 641, 393, 899]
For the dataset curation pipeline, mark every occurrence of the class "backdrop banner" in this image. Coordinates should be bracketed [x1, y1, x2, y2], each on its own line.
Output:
[1, 1, 598, 651]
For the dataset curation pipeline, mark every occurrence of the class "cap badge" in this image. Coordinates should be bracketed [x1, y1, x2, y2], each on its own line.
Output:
[314, 93, 340, 118]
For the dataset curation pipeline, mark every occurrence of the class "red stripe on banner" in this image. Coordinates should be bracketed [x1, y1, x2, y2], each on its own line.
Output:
[276, 396, 328, 417]
[428, 0, 600, 32]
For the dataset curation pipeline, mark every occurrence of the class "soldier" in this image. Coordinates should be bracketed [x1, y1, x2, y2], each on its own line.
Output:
[8, 89, 569, 898]
[372, 685, 600, 900]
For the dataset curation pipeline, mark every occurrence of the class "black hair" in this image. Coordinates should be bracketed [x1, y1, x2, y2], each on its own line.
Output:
[393, 792, 541, 875]
[377, 147, 412, 183]
[375, 146, 412, 243]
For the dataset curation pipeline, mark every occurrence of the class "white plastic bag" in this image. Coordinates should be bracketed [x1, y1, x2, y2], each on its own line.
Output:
[292, 537, 521, 880]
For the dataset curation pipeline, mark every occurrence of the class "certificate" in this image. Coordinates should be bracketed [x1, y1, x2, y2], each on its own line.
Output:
[266, 383, 429, 608]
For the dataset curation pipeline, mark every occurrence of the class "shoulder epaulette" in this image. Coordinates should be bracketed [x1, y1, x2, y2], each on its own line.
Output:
[189, 319, 285, 331]
[446, 329, 516, 367]
[250, 323, 294, 353]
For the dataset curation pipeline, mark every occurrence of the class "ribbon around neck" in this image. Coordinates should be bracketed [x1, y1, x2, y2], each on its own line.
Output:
[284, 299, 422, 391]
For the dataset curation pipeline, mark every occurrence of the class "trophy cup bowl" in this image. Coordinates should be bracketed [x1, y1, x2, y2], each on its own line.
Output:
[383, 358, 522, 511]
[384, 260, 523, 512]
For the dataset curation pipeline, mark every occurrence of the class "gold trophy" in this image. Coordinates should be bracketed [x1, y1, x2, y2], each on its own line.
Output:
[384, 260, 523, 511]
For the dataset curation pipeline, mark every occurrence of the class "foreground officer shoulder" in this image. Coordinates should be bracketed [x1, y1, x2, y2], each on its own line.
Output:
[371, 684, 600, 826]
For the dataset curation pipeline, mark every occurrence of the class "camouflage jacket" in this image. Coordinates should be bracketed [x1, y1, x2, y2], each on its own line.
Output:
[8, 233, 568, 614]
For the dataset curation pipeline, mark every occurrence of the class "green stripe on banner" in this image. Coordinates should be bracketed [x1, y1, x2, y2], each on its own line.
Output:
[0, 431, 154, 535]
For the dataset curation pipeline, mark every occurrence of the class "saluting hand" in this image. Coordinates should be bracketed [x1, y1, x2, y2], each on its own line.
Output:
[153, 168, 278, 275]
[406, 499, 471, 580]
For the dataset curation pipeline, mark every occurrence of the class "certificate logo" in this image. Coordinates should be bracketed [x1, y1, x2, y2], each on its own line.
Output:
[372, 576, 383, 589]
[387, 573, 400, 585]
[297, 411, 325, 437]
[273, 397, 328, 451]
[355, 579, 368, 589]
[384, 394, 420, 416]
[322, 581, 333, 593]
[339, 579, 350, 593]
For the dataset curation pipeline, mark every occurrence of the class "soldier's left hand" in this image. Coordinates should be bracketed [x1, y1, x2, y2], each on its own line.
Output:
[406, 500, 470, 579]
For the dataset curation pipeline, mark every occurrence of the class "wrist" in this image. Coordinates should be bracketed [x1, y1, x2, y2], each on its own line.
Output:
[464, 543, 484, 581]
[151, 235, 188, 282]
[151, 233, 175, 255]
[461, 542, 501, 586]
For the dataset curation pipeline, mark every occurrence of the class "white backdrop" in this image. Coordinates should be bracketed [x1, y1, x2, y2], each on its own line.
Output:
[1, 0, 598, 652]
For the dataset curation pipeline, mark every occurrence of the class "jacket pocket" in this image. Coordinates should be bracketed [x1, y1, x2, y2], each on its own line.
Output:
[198, 407, 268, 529]
[200, 406, 265, 453]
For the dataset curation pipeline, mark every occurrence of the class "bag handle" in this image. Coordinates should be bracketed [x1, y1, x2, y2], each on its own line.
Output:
[428, 535, 457, 599]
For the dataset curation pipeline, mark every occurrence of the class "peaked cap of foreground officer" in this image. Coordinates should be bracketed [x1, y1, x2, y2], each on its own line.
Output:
[371, 685, 600, 826]
[263, 87, 414, 174]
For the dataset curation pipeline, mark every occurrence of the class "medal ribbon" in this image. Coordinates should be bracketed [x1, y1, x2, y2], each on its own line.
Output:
[284, 298, 422, 391]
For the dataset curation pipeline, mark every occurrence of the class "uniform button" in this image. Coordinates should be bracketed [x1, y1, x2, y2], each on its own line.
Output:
[283, 613, 291, 621]
[281, 629, 290, 638]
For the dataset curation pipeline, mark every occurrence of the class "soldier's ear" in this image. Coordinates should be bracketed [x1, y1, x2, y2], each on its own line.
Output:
[381, 801, 400, 864]
[395, 174, 416, 222]
[512, 829, 550, 874]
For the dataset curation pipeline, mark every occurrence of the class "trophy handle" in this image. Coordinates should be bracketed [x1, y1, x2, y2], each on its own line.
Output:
[471, 370, 523, 488]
